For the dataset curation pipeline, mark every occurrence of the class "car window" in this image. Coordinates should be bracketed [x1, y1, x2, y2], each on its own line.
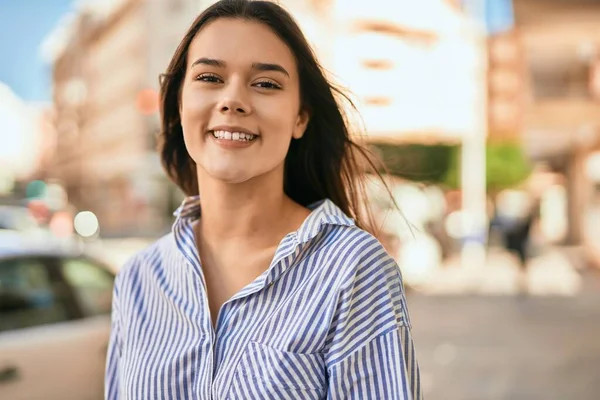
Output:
[0, 257, 70, 332]
[61, 258, 114, 317]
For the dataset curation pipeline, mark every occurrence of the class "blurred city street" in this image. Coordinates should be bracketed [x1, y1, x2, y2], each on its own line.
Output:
[2, 0, 600, 399]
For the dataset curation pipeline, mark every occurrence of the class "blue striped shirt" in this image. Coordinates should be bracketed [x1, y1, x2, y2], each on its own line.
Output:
[105, 197, 422, 399]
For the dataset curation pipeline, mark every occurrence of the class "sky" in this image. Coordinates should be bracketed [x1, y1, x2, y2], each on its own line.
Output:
[0, 0, 74, 101]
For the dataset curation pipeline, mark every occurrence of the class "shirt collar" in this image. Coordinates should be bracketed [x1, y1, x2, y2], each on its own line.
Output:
[173, 195, 355, 242]
[173, 195, 201, 220]
[172, 196, 356, 293]
[297, 199, 355, 243]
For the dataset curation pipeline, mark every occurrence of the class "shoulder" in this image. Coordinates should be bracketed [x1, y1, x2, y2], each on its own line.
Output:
[317, 224, 402, 286]
[114, 233, 177, 288]
[322, 224, 395, 267]
[318, 223, 379, 251]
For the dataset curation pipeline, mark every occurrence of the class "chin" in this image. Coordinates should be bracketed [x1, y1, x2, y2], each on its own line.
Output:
[205, 166, 254, 185]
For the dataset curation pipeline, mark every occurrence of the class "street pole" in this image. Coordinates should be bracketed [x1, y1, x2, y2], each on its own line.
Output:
[460, 3, 489, 274]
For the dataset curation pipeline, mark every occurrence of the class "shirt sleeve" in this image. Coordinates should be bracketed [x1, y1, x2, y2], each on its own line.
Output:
[105, 274, 122, 400]
[324, 235, 423, 400]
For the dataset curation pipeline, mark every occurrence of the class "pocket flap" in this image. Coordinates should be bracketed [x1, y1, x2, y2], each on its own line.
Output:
[238, 341, 326, 392]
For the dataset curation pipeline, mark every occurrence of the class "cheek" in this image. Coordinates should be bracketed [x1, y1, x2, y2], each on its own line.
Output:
[181, 81, 214, 115]
[180, 108, 198, 150]
[180, 90, 210, 144]
[258, 100, 300, 137]
[181, 93, 204, 123]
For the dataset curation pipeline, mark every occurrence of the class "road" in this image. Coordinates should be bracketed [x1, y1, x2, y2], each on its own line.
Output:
[407, 268, 600, 400]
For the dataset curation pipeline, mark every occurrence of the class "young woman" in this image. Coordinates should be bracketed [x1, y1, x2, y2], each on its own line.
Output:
[105, 1, 422, 399]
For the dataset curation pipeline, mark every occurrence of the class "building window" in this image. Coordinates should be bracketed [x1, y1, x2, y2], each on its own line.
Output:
[364, 96, 392, 106]
[361, 59, 394, 71]
[528, 50, 592, 100]
[352, 20, 436, 45]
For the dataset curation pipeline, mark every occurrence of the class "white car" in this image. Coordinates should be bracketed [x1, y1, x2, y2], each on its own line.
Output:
[0, 205, 41, 233]
[0, 234, 114, 400]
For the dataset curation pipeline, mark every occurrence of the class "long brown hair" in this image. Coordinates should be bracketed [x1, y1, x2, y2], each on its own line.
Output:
[159, 0, 392, 234]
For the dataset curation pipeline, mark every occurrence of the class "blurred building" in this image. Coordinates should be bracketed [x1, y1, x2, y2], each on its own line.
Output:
[325, 0, 486, 144]
[465, 0, 600, 251]
[508, 0, 600, 246]
[43, 0, 211, 236]
[322, 0, 489, 256]
[487, 29, 525, 142]
[0, 83, 53, 197]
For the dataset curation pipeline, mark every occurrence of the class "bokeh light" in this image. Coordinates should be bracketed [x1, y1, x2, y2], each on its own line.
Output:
[74, 211, 99, 237]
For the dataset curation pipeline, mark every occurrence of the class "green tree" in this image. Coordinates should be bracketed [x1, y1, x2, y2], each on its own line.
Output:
[444, 142, 532, 191]
[370, 141, 532, 192]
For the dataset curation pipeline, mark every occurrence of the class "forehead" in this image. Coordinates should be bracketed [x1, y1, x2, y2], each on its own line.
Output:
[187, 18, 297, 74]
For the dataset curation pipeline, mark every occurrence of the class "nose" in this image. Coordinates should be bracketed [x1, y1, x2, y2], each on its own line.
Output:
[217, 83, 251, 115]
[220, 101, 248, 114]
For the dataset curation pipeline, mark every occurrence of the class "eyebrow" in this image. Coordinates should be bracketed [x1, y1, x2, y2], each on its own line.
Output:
[251, 62, 289, 78]
[191, 57, 226, 68]
[190, 57, 290, 77]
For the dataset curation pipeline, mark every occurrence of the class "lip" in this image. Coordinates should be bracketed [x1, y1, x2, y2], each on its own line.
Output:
[208, 125, 259, 136]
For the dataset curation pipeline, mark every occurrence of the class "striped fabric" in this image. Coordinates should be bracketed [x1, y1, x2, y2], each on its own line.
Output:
[105, 197, 422, 399]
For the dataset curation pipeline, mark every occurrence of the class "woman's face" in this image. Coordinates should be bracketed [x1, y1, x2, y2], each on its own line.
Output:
[180, 18, 309, 185]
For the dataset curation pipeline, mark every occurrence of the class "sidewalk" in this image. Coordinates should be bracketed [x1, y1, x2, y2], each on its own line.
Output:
[412, 246, 585, 297]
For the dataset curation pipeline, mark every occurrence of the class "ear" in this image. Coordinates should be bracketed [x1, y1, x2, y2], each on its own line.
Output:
[292, 109, 310, 139]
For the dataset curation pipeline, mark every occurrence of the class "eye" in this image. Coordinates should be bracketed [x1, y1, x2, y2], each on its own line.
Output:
[195, 73, 222, 83]
[253, 80, 282, 90]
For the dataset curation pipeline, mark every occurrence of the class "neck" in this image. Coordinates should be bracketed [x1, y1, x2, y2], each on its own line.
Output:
[195, 168, 297, 246]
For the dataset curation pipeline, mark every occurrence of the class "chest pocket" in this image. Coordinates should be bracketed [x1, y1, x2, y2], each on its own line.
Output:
[228, 341, 327, 399]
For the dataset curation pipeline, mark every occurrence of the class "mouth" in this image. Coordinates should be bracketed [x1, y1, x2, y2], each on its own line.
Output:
[209, 129, 258, 142]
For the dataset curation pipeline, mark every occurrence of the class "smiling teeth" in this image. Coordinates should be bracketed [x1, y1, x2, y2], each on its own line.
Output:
[212, 130, 256, 141]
